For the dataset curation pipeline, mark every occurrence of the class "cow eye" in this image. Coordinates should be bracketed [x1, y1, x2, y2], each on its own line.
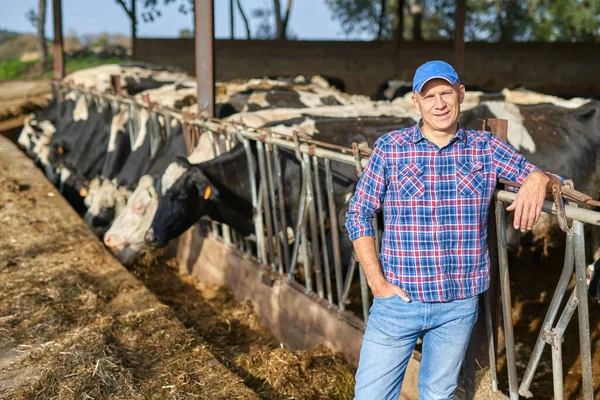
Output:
[174, 192, 188, 201]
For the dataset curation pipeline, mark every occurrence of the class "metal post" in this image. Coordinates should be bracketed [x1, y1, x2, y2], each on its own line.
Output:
[313, 156, 334, 305]
[241, 137, 264, 263]
[218, 132, 232, 244]
[519, 234, 574, 397]
[52, 0, 65, 80]
[303, 153, 324, 298]
[265, 145, 284, 272]
[207, 130, 221, 238]
[573, 220, 593, 400]
[257, 141, 276, 269]
[194, 0, 215, 117]
[273, 146, 291, 273]
[551, 339, 564, 400]
[484, 290, 498, 392]
[495, 202, 518, 400]
[325, 159, 345, 311]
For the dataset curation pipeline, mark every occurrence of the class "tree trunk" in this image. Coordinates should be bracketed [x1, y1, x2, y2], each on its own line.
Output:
[395, 0, 405, 43]
[410, 0, 422, 41]
[377, 0, 387, 40]
[131, 0, 137, 59]
[236, 0, 251, 39]
[280, 0, 293, 39]
[37, 0, 47, 74]
[273, 0, 283, 39]
[229, 0, 235, 39]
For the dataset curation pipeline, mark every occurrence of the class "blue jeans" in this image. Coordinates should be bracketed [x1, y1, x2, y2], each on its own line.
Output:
[354, 294, 479, 400]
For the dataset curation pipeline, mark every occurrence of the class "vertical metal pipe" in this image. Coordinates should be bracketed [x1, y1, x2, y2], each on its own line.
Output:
[484, 290, 498, 392]
[241, 137, 265, 263]
[257, 141, 276, 269]
[303, 153, 324, 298]
[194, 0, 214, 117]
[359, 260, 369, 323]
[495, 201, 518, 400]
[313, 156, 334, 305]
[342, 252, 358, 307]
[519, 233, 575, 397]
[207, 130, 220, 238]
[288, 180, 307, 277]
[216, 132, 232, 245]
[265, 145, 284, 272]
[325, 159, 345, 311]
[274, 146, 291, 273]
[573, 220, 594, 400]
[551, 341, 564, 400]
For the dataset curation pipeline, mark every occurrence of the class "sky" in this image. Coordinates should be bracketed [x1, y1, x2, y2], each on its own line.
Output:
[0, 0, 371, 40]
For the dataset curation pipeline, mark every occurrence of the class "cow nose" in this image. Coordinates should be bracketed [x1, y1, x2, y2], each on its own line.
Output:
[145, 228, 157, 245]
[104, 233, 124, 250]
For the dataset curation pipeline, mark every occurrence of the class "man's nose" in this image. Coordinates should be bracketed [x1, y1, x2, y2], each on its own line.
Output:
[434, 93, 445, 108]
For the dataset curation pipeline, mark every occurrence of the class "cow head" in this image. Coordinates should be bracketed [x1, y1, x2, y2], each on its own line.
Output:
[145, 157, 219, 248]
[104, 175, 159, 263]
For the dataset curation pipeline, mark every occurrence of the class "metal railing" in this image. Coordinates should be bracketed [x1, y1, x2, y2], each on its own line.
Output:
[49, 81, 598, 398]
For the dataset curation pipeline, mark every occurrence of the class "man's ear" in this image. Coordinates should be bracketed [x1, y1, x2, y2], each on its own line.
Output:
[411, 92, 421, 114]
[458, 84, 466, 104]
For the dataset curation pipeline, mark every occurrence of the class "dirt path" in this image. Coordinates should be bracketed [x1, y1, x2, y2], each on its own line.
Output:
[0, 135, 259, 400]
[0, 79, 50, 122]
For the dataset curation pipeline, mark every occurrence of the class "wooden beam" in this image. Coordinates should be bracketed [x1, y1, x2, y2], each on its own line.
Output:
[52, 0, 64, 80]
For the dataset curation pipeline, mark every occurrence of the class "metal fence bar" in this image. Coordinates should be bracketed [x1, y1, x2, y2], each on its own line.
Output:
[484, 290, 498, 393]
[325, 159, 345, 311]
[273, 145, 291, 274]
[313, 156, 334, 305]
[303, 152, 324, 298]
[518, 234, 574, 396]
[257, 141, 276, 270]
[241, 136, 265, 264]
[573, 220, 594, 400]
[495, 201, 519, 400]
[265, 144, 284, 272]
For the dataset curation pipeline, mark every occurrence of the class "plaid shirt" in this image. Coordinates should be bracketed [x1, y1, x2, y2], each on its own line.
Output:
[346, 124, 541, 302]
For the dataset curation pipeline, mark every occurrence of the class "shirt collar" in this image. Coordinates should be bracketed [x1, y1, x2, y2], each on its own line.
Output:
[413, 120, 465, 144]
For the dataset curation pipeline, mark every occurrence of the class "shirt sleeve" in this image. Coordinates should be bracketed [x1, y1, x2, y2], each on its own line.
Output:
[489, 134, 565, 192]
[345, 140, 387, 241]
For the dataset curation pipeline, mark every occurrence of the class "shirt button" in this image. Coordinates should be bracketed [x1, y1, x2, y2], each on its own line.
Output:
[439, 195, 444, 200]
[440, 220, 445, 225]
[438, 171, 442, 177]
[442, 245, 447, 250]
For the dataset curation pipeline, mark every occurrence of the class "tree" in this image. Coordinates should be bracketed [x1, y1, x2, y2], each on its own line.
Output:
[115, 0, 137, 55]
[325, 0, 600, 42]
[237, 0, 252, 39]
[25, 0, 47, 74]
[179, 28, 193, 38]
[273, 0, 293, 39]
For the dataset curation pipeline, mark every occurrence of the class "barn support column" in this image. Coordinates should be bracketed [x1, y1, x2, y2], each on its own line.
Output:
[194, 0, 215, 117]
[52, 0, 64, 80]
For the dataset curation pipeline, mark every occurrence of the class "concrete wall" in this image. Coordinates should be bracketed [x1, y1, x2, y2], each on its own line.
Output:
[172, 226, 422, 399]
[135, 39, 600, 98]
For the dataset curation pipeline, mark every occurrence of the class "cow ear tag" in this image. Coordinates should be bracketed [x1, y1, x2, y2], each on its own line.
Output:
[203, 186, 212, 200]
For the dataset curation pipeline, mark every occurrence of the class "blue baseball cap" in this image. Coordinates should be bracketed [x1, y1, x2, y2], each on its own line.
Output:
[412, 61, 460, 93]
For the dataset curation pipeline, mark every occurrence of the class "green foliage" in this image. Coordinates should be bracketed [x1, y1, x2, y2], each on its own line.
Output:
[0, 55, 124, 80]
[0, 59, 37, 79]
[324, 0, 600, 41]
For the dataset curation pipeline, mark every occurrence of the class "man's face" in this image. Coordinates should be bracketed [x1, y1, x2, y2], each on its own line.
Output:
[412, 79, 465, 133]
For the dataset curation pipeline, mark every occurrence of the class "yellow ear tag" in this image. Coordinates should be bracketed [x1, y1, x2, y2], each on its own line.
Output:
[203, 186, 212, 200]
[79, 187, 88, 197]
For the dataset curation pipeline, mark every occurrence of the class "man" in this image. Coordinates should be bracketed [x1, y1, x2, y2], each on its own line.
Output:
[345, 60, 562, 399]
